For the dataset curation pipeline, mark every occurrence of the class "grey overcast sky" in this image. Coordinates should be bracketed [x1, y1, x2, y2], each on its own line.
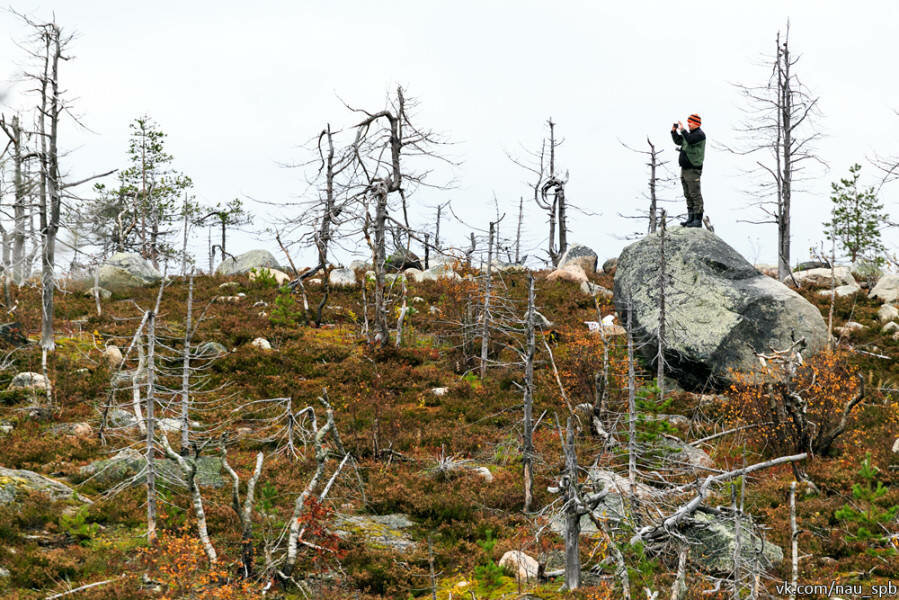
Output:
[2, 1, 898, 269]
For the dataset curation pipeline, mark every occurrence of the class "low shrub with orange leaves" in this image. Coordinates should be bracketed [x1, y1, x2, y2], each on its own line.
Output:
[727, 349, 863, 458]
[139, 527, 262, 600]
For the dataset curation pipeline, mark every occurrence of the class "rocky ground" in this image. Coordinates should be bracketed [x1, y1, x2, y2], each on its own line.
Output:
[0, 235, 896, 599]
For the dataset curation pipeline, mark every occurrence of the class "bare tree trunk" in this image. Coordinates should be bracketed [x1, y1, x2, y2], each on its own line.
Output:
[779, 35, 793, 281]
[648, 138, 659, 233]
[207, 227, 213, 274]
[145, 310, 157, 544]
[522, 274, 536, 512]
[373, 183, 389, 346]
[284, 403, 343, 578]
[181, 191, 190, 276]
[562, 417, 580, 590]
[657, 211, 667, 403]
[180, 275, 194, 453]
[827, 235, 835, 349]
[626, 301, 637, 503]
[670, 546, 687, 600]
[557, 185, 567, 261]
[159, 435, 217, 563]
[428, 535, 438, 600]
[789, 480, 798, 600]
[479, 222, 494, 379]
[132, 335, 147, 437]
[38, 25, 64, 355]
[515, 195, 524, 264]
[93, 266, 102, 316]
[395, 274, 408, 347]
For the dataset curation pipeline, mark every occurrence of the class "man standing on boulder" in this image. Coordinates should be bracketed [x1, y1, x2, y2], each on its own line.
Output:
[671, 114, 706, 228]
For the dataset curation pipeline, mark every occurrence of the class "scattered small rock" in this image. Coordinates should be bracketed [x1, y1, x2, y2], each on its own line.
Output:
[785, 266, 854, 288]
[329, 268, 357, 287]
[196, 341, 228, 357]
[878, 304, 899, 323]
[249, 267, 291, 285]
[870, 273, 899, 303]
[834, 321, 866, 337]
[498, 550, 539, 583]
[580, 280, 613, 298]
[404, 268, 424, 283]
[892, 438, 899, 454]
[470, 466, 494, 482]
[83, 286, 112, 300]
[104, 345, 124, 368]
[546, 264, 588, 284]
[251, 337, 272, 351]
[816, 284, 861, 298]
[411, 296, 425, 304]
[431, 387, 449, 396]
[883, 322, 899, 335]
[49, 422, 93, 439]
[558, 244, 598, 273]
[602, 257, 618, 274]
[8, 372, 51, 394]
[215, 295, 243, 303]
[218, 281, 240, 289]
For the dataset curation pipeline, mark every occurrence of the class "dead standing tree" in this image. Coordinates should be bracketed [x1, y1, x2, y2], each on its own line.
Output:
[349, 86, 450, 345]
[278, 122, 357, 326]
[0, 113, 40, 285]
[509, 118, 569, 266]
[14, 14, 114, 401]
[619, 138, 675, 234]
[729, 23, 824, 280]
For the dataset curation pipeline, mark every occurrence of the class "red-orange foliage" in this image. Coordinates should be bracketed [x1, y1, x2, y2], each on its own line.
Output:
[727, 349, 863, 458]
[139, 527, 262, 599]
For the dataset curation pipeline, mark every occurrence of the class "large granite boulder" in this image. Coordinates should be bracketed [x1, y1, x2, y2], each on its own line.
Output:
[683, 511, 783, 573]
[97, 252, 162, 293]
[784, 266, 854, 288]
[78, 448, 224, 489]
[0, 466, 90, 505]
[215, 250, 279, 276]
[558, 244, 598, 274]
[614, 228, 828, 391]
[333, 513, 416, 551]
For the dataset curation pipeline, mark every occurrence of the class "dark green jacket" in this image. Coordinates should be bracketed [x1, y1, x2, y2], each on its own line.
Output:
[671, 127, 706, 170]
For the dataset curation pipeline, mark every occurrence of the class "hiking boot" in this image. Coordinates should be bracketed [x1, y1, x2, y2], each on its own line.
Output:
[679, 212, 693, 227]
[687, 211, 703, 228]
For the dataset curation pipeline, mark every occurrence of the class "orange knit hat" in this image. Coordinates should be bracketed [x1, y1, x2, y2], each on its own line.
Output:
[688, 114, 702, 127]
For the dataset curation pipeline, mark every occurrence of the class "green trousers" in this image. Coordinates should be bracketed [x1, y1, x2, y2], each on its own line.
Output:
[680, 168, 703, 214]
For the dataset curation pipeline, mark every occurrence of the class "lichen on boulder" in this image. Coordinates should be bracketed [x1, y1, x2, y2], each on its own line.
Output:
[614, 228, 828, 390]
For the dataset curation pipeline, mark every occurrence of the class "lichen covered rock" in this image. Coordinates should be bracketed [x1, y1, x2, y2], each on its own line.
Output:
[614, 228, 827, 390]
